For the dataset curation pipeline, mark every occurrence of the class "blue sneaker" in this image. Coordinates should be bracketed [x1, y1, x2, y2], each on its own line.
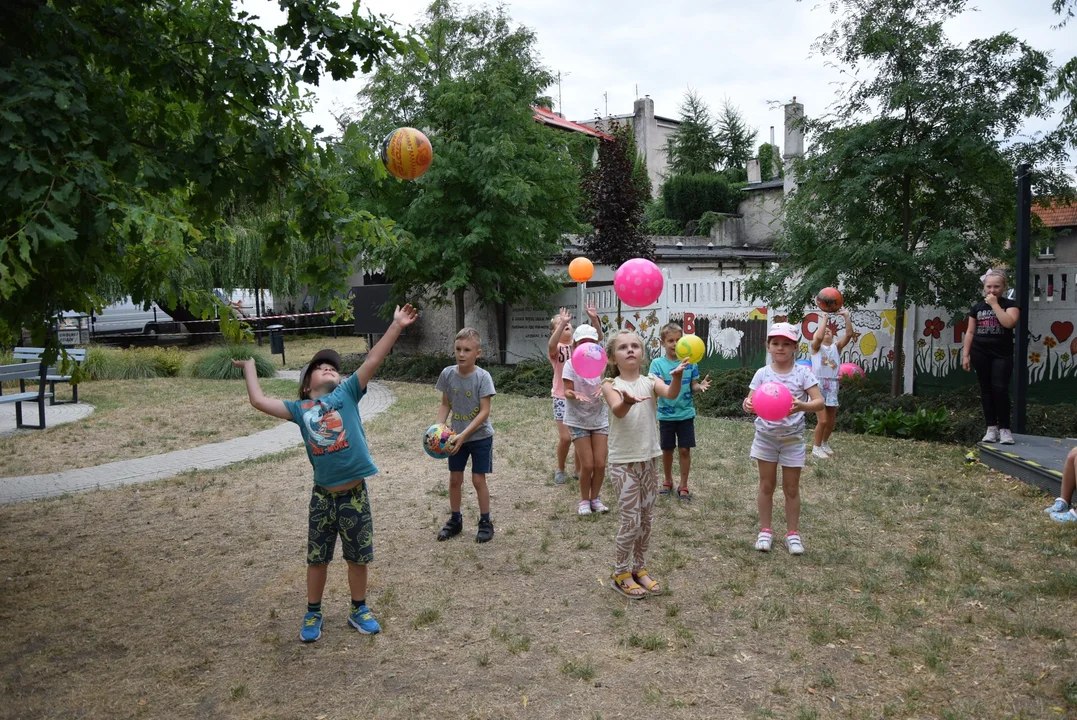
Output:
[1050, 509, 1077, 524]
[348, 604, 381, 635]
[1044, 498, 1070, 515]
[300, 611, 323, 643]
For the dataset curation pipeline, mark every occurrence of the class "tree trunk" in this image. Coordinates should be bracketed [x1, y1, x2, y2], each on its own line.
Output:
[496, 300, 509, 365]
[454, 287, 466, 331]
[891, 282, 906, 397]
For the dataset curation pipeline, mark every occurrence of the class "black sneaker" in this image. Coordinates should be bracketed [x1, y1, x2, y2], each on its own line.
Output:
[437, 515, 462, 541]
[475, 516, 494, 543]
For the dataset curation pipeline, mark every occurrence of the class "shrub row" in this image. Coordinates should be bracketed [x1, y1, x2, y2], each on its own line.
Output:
[81, 345, 276, 380]
[353, 354, 1077, 446]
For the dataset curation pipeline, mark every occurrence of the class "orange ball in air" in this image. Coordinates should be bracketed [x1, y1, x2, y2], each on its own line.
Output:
[568, 257, 594, 283]
[815, 287, 844, 313]
[381, 127, 433, 181]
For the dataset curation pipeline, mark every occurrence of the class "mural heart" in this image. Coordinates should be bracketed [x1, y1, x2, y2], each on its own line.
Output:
[1050, 321, 1074, 343]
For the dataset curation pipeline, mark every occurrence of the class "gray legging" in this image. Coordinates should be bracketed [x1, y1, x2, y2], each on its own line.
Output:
[970, 346, 1013, 430]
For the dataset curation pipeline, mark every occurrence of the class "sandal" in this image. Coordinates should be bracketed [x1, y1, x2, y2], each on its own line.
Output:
[610, 571, 646, 599]
[660, 482, 673, 496]
[677, 487, 691, 502]
[632, 569, 661, 594]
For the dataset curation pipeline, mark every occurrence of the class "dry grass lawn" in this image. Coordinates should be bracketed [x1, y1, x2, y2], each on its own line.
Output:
[1, 381, 1075, 719]
[0, 377, 297, 477]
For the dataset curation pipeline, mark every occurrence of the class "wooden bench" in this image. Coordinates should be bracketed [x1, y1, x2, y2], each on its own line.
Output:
[14, 347, 87, 405]
[0, 362, 52, 429]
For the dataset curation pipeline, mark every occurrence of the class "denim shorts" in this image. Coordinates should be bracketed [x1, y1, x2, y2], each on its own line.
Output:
[448, 435, 494, 474]
[307, 482, 373, 566]
[568, 425, 609, 441]
[659, 418, 696, 451]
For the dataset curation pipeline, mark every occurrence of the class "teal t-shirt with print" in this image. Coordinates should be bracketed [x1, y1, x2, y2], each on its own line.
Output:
[648, 356, 700, 421]
[283, 373, 378, 488]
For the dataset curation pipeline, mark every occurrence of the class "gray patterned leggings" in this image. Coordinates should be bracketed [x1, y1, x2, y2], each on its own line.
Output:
[610, 459, 658, 574]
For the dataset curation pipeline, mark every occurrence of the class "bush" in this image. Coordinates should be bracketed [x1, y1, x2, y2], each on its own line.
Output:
[646, 218, 683, 236]
[694, 367, 755, 418]
[84, 346, 185, 380]
[189, 345, 276, 380]
[852, 407, 950, 440]
[661, 173, 742, 225]
[696, 211, 726, 236]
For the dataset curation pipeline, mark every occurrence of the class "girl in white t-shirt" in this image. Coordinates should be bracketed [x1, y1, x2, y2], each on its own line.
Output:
[600, 330, 687, 599]
[743, 323, 825, 556]
[809, 309, 854, 459]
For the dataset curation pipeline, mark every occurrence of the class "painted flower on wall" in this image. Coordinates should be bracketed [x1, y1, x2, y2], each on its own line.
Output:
[1030, 352, 1041, 364]
[923, 317, 944, 339]
[799, 343, 809, 355]
[859, 332, 878, 356]
[1044, 336, 1058, 349]
[917, 338, 927, 348]
[888, 350, 894, 362]
[950, 348, 959, 357]
[1063, 353, 1072, 364]
[934, 349, 945, 362]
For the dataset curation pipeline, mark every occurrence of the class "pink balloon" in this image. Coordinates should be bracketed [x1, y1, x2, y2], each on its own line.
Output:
[752, 381, 793, 422]
[839, 362, 865, 380]
[614, 258, 664, 308]
[571, 342, 608, 379]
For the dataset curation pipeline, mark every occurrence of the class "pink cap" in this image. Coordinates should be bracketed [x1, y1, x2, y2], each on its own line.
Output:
[767, 322, 799, 342]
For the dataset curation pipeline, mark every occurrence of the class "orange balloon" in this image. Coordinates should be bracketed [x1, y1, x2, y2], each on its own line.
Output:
[381, 127, 433, 180]
[568, 257, 594, 283]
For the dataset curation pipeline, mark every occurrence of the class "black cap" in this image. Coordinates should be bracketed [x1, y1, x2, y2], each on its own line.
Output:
[299, 349, 342, 398]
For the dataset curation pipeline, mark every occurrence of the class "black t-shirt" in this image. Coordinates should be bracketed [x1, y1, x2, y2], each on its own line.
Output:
[969, 297, 1017, 356]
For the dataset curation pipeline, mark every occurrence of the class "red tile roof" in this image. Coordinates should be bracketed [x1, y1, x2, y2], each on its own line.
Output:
[533, 106, 613, 140]
[1032, 201, 1077, 228]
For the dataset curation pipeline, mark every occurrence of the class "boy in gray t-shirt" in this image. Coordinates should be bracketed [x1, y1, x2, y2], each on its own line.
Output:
[434, 328, 497, 543]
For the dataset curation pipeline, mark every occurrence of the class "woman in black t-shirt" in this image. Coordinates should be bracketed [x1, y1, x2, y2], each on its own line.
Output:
[961, 268, 1020, 444]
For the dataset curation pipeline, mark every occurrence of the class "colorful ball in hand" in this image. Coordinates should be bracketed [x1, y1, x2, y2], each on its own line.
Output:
[423, 423, 456, 459]
[838, 362, 864, 380]
[815, 287, 844, 313]
[675, 334, 705, 364]
[614, 258, 664, 308]
[752, 381, 794, 422]
[568, 257, 594, 283]
[381, 127, 434, 181]
[571, 342, 607, 379]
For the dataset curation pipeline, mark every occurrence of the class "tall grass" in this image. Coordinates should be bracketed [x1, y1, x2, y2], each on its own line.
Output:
[83, 347, 185, 380]
[189, 345, 276, 380]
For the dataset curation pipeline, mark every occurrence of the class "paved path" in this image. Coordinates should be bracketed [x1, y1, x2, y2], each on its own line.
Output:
[0, 401, 95, 437]
[0, 381, 395, 505]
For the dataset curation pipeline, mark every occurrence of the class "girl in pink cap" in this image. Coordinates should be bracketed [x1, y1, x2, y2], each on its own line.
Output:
[742, 322, 825, 555]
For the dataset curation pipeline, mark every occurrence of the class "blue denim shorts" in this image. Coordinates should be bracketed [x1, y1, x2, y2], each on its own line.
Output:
[448, 435, 494, 474]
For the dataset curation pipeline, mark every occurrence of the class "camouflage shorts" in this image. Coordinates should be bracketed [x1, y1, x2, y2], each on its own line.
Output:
[307, 482, 374, 566]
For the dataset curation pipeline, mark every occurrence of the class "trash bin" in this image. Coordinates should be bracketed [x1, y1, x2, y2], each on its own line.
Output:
[267, 324, 285, 363]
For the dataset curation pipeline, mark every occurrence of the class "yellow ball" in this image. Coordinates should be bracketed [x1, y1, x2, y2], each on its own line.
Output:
[675, 334, 705, 364]
[380, 127, 433, 181]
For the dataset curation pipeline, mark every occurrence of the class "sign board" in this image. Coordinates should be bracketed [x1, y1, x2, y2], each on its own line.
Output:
[58, 330, 82, 346]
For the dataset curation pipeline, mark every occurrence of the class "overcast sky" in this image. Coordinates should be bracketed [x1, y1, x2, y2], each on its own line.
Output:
[243, 0, 1077, 157]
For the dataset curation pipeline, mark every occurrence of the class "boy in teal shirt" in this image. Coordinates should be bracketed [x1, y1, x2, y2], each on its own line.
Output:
[234, 303, 417, 643]
[648, 322, 710, 500]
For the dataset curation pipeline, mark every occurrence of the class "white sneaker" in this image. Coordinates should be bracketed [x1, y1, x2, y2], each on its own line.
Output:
[755, 529, 773, 552]
[590, 499, 610, 513]
[785, 532, 805, 555]
[999, 429, 1015, 445]
[981, 426, 1000, 443]
[820, 442, 834, 456]
[811, 446, 830, 459]
[577, 500, 592, 516]
[1044, 498, 1070, 515]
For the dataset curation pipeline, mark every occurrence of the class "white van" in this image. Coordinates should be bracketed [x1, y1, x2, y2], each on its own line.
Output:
[85, 298, 181, 338]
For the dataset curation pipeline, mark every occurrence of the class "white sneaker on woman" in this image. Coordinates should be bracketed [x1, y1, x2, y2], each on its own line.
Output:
[999, 429, 1014, 445]
[981, 426, 1000, 443]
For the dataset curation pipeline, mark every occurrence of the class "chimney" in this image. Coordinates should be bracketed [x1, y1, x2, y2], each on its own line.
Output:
[747, 158, 761, 184]
[783, 97, 805, 195]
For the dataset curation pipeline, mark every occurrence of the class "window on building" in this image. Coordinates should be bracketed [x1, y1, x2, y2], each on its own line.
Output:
[1039, 242, 1055, 259]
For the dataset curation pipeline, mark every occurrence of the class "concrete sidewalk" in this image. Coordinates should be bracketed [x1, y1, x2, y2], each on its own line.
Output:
[0, 381, 395, 505]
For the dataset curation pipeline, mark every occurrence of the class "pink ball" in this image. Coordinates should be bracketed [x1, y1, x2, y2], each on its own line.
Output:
[571, 342, 607, 379]
[614, 258, 664, 308]
[752, 381, 793, 422]
[838, 362, 864, 380]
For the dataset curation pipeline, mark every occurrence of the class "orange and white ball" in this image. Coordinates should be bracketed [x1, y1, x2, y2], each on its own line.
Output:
[380, 127, 433, 181]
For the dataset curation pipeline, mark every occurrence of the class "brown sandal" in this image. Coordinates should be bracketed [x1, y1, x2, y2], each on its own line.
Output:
[632, 569, 661, 594]
[610, 571, 646, 599]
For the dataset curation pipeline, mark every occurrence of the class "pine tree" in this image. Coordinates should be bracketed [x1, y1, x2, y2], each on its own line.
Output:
[716, 99, 757, 174]
[664, 90, 723, 176]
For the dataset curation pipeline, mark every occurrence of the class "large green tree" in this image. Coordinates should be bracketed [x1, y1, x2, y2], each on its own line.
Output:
[747, 0, 1062, 396]
[664, 90, 723, 176]
[1, 0, 416, 349]
[715, 99, 757, 178]
[357, 1, 586, 334]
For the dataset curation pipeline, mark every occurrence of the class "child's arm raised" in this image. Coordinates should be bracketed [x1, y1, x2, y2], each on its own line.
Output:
[586, 301, 604, 343]
[835, 309, 855, 352]
[811, 313, 827, 353]
[356, 304, 418, 389]
[548, 307, 570, 360]
[652, 359, 689, 400]
[233, 358, 291, 420]
[791, 384, 825, 415]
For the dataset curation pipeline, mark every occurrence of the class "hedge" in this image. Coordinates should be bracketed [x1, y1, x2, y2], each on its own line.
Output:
[661, 173, 742, 225]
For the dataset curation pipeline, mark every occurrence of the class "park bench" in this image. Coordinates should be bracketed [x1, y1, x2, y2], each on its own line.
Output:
[0, 362, 52, 429]
[14, 347, 86, 405]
